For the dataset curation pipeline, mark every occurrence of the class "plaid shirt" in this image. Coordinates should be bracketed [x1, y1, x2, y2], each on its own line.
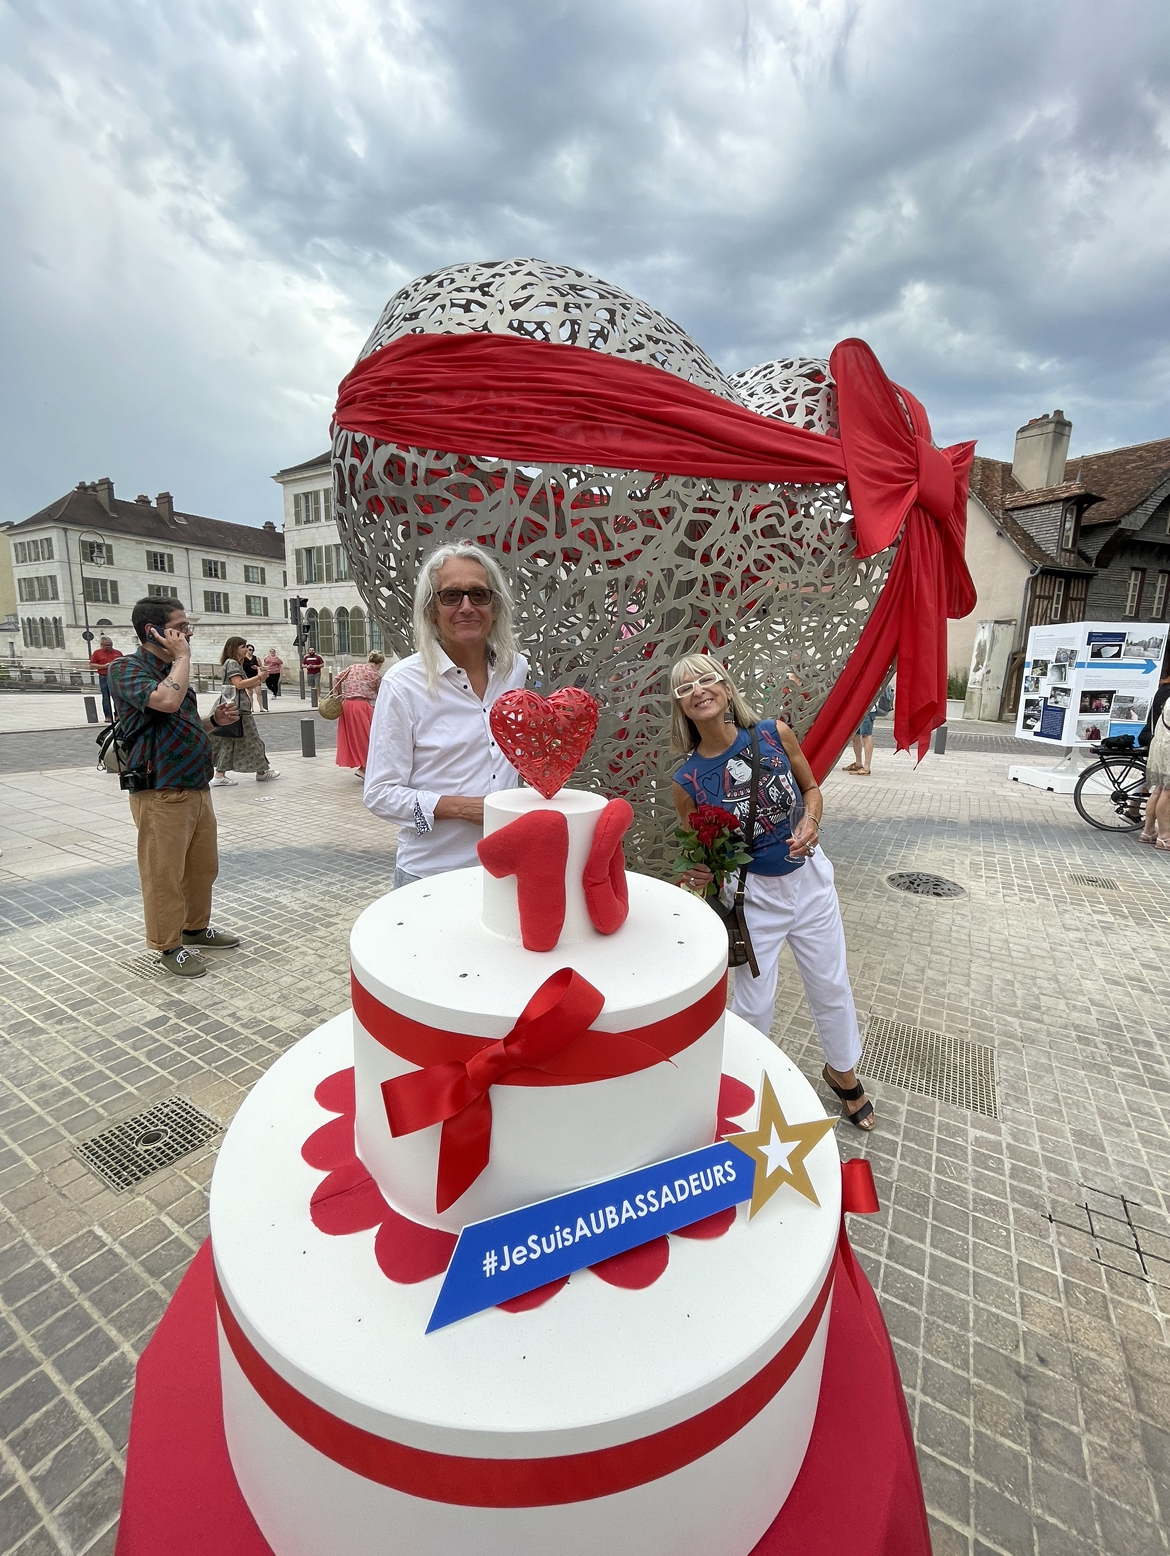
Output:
[108, 648, 214, 791]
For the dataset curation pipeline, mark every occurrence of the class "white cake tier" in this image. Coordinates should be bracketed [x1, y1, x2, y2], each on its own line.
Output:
[349, 868, 729, 1231]
[210, 1011, 841, 1556]
[481, 787, 607, 945]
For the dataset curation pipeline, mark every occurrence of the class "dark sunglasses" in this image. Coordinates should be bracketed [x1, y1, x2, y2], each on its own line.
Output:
[433, 587, 496, 607]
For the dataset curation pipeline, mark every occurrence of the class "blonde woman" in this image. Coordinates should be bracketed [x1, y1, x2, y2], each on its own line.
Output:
[335, 651, 387, 777]
[209, 636, 280, 786]
[669, 654, 874, 1129]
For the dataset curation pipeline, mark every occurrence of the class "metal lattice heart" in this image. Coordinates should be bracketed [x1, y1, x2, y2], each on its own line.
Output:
[490, 689, 600, 799]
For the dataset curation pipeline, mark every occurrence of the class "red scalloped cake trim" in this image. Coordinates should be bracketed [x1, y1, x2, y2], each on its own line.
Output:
[302, 1069, 752, 1311]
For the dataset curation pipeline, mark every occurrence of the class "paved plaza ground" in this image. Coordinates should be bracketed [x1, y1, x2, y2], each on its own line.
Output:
[0, 710, 1167, 1555]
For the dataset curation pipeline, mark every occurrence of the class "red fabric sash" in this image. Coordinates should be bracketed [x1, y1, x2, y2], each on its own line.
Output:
[213, 1257, 834, 1506]
[332, 330, 975, 769]
[353, 970, 727, 1213]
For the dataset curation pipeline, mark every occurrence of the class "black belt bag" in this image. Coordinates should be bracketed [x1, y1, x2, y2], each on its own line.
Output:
[709, 726, 760, 977]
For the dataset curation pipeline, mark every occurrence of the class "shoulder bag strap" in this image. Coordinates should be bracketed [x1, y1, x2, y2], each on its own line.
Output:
[733, 725, 762, 907]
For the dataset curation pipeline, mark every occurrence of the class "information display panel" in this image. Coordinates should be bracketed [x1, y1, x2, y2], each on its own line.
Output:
[1014, 621, 1167, 747]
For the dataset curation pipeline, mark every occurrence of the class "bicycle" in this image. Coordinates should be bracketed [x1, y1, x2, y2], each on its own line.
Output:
[1072, 744, 1148, 831]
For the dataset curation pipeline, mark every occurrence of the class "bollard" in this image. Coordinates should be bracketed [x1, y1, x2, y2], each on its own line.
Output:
[311, 684, 319, 709]
[260, 689, 269, 711]
[300, 718, 317, 758]
[933, 723, 948, 755]
[83, 696, 99, 724]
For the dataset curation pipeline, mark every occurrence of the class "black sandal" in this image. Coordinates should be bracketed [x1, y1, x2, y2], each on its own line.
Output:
[822, 1066, 876, 1130]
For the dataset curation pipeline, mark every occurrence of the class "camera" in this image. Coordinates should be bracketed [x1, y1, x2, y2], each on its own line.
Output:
[119, 769, 155, 793]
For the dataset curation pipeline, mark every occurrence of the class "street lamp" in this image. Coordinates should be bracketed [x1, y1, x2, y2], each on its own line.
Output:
[78, 530, 107, 681]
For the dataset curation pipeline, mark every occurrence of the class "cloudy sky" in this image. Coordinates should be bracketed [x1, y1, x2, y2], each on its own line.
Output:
[2, 0, 1169, 529]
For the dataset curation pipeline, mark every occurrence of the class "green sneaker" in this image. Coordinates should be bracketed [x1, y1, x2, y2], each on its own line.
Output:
[160, 946, 207, 978]
[181, 926, 241, 949]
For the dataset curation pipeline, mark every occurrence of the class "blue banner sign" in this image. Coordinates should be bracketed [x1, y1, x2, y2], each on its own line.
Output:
[427, 1141, 750, 1332]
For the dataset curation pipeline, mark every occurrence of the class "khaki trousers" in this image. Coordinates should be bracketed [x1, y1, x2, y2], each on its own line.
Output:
[128, 788, 219, 951]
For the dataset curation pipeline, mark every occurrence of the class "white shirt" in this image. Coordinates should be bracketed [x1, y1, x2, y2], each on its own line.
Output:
[363, 646, 529, 877]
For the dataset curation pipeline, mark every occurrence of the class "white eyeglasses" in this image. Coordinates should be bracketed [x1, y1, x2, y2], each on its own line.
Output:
[672, 671, 725, 700]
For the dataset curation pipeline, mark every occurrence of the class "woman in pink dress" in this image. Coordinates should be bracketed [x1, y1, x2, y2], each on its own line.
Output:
[335, 652, 386, 775]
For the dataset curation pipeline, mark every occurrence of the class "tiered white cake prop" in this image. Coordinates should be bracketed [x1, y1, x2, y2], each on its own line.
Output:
[210, 780, 841, 1556]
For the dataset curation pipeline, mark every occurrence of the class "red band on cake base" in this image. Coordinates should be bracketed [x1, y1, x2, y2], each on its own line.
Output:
[213, 1257, 833, 1508]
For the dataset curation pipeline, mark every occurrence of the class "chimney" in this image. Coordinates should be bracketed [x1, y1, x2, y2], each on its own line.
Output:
[1011, 410, 1072, 491]
[156, 491, 174, 523]
[95, 476, 115, 511]
[262, 520, 276, 532]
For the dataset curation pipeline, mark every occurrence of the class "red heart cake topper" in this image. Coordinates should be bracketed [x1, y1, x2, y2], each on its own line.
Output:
[490, 688, 600, 799]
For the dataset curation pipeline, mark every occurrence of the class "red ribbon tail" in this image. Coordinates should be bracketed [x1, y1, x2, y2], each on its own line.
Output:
[436, 1094, 493, 1213]
[382, 1061, 474, 1139]
[837, 1158, 880, 1297]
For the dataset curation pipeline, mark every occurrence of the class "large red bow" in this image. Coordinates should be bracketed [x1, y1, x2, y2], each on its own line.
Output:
[381, 968, 670, 1213]
[333, 330, 975, 772]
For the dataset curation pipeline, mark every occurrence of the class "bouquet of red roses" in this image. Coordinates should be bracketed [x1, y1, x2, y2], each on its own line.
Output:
[673, 804, 752, 897]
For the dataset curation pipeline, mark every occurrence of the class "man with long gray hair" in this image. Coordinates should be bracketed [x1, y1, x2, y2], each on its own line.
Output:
[363, 542, 527, 885]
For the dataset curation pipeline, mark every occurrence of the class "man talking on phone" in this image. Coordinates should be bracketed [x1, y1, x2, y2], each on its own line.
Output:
[107, 598, 243, 978]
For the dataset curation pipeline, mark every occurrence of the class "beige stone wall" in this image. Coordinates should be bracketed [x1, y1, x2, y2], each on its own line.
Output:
[947, 495, 1031, 671]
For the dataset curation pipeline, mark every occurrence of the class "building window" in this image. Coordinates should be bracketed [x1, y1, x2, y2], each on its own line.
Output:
[202, 558, 227, 579]
[203, 591, 230, 613]
[304, 608, 319, 651]
[282, 570, 287, 587]
[369, 614, 383, 652]
[295, 545, 339, 585]
[1124, 568, 1146, 617]
[147, 584, 180, 600]
[146, 550, 175, 573]
[282, 598, 289, 619]
[1154, 571, 1170, 620]
[244, 565, 266, 584]
[332, 544, 349, 582]
[14, 537, 54, 564]
[83, 577, 119, 604]
[21, 616, 64, 649]
[1048, 577, 1065, 622]
[245, 595, 269, 617]
[1060, 505, 1078, 551]
[318, 607, 335, 655]
[350, 606, 366, 656]
[17, 576, 59, 602]
[335, 606, 350, 655]
[293, 489, 332, 526]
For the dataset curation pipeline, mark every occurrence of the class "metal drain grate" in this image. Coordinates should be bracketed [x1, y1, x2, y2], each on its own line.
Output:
[886, 872, 965, 898]
[121, 954, 165, 981]
[1067, 873, 1119, 890]
[73, 1096, 223, 1192]
[861, 1017, 998, 1117]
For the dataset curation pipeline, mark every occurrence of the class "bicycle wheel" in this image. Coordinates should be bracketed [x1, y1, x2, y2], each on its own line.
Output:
[1073, 757, 1147, 831]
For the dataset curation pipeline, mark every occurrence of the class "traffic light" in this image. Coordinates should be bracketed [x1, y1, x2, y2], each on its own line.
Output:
[289, 596, 309, 647]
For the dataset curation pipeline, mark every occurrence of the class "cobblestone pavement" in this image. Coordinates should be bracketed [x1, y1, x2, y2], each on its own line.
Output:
[0, 735, 1167, 1554]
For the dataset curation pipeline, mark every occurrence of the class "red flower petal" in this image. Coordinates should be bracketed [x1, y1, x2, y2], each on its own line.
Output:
[374, 1208, 457, 1284]
[314, 1068, 356, 1118]
[717, 1073, 755, 1137]
[301, 1114, 355, 1171]
[591, 1237, 669, 1289]
[310, 1163, 387, 1235]
[497, 1277, 570, 1313]
[673, 1207, 737, 1240]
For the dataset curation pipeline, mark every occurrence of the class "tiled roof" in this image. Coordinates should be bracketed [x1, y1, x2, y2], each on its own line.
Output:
[1002, 481, 1097, 510]
[273, 452, 331, 480]
[967, 458, 1095, 572]
[967, 456, 1019, 519]
[1069, 436, 1170, 527]
[8, 487, 284, 559]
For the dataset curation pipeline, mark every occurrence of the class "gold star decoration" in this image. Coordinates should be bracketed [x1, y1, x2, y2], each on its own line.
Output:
[724, 1071, 836, 1217]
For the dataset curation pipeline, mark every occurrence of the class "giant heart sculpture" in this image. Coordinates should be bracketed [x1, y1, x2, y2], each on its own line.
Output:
[489, 688, 600, 799]
[331, 259, 975, 875]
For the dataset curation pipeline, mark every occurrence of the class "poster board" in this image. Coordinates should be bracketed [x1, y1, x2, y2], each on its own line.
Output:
[1014, 621, 1168, 747]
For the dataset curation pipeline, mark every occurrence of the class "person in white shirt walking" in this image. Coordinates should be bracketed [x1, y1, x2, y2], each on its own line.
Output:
[363, 542, 528, 884]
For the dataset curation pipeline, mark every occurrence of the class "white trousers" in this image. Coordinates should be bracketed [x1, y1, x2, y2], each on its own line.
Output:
[729, 850, 863, 1073]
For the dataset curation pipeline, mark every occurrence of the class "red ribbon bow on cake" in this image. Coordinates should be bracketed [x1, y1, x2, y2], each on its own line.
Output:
[381, 968, 669, 1213]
